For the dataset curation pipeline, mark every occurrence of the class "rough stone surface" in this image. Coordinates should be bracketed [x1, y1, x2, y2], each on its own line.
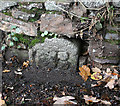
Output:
[45, 1, 62, 11]
[70, 3, 86, 17]
[0, 13, 37, 36]
[81, 0, 105, 8]
[29, 38, 78, 70]
[27, 3, 43, 10]
[107, 26, 120, 32]
[5, 48, 29, 63]
[12, 10, 35, 21]
[79, 56, 87, 67]
[105, 33, 120, 40]
[0, 1, 17, 11]
[40, 14, 76, 37]
[113, 2, 120, 7]
[88, 40, 120, 64]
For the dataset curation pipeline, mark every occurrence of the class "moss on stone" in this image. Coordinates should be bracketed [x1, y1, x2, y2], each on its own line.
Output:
[13, 33, 42, 48]
[29, 38, 40, 48]
[2, 11, 12, 16]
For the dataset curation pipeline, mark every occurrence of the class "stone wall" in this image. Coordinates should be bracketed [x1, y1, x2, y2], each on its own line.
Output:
[0, 1, 120, 72]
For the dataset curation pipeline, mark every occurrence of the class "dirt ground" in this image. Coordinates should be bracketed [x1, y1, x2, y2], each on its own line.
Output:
[2, 56, 120, 105]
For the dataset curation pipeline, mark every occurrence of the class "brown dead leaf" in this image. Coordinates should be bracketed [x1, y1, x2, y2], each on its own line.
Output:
[82, 65, 91, 76]
[64, 100, 75, 104]
[79, 65, 91, 81]
[3, 70, 11, 73]
[91, 72, 102, 80]
[84, 95, 100, 104]
[100, 100, 111, 105]
[92, 67, 101, 73]
[53, 96, 77, 105]
[105, 79, 116, 89]
[22, 60, 29, 68]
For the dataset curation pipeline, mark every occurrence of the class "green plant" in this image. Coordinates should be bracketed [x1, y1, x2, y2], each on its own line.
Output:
[40, 31, 58, 38]
[29, 38, 40, 48]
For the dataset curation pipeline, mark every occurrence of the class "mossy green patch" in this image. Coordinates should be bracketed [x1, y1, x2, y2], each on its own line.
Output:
[13, 33, 44, 48]
[29, 38, 40, 48]
[2, 11, 12, 16]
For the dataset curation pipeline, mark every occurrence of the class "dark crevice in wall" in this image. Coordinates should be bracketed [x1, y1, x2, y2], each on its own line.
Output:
[60, 36, 88, 71]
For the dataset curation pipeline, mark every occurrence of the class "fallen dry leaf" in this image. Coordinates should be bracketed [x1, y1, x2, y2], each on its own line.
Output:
[53, 96, 77, 105]
[84, 95, 111, 105]
[82, 65, 91, 76]
[0, 93, 7, 106]
[79, 65, 91, 81]
[84, 95, 100, 104]
[100, 100, 111, 105]
[22, 60, 29, 68]
[92, 67, 101, 73]
[105, 79, 115, 89]
[92, 76, 111, 87]
[105, 68, 112, 76]
[3, 70, 11, 73]
[91, 72, 102, 80]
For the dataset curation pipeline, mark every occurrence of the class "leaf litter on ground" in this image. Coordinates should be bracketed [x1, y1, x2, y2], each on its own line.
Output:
[53, 96, 77, 105]
[79, 65, 91, 81]
[91, 67, 119, 89]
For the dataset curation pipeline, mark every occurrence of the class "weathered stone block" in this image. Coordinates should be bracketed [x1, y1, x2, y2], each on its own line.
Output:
[29, 38, 78, 70]
[88, 40, 120, 64]
[12, 10, 35, 21]
[70, 3, 86, 17]
[113, 1, 120, 7]
[0, 1, 17, 11]
[105, 33, 120, 40]
[81, 0, 105, 8]
[44, 1, 69, 11]
[0, 13, 37, 36]
[40, 14, 76, 38]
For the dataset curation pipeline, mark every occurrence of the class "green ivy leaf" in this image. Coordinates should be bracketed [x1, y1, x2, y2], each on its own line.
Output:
[48, 33, 54, 36]
[54, 34, 57, 38]
[12, 37, 19, 41]
[44, 31, 48, 35]
[41, 33, 45, 37]
[1, 44, 6, 51]
[17, 45, 21, 49]
[16, 28, 21, 33]
[9, 41, 14, 47]
[11, 32, 15, 36]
